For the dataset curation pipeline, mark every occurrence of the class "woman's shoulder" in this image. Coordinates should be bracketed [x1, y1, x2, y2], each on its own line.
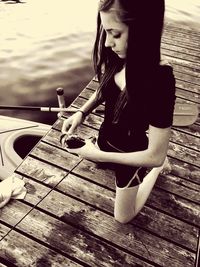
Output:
[158, 59, 174, 75]
[150, 59, 176, 96]
[155, 59, 175, 85]
[159, 58, 172, 67]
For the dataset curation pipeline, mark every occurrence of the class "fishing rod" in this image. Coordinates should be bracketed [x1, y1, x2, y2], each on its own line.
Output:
[0, 87, 104, 114]
[0, 105, 77, 112]
[0, 105, 106, 114]
[0, 86, 198, 126]
[0, 87, 72, 112]
[0, 101, 197, 115]
[0, 102, 198, 125]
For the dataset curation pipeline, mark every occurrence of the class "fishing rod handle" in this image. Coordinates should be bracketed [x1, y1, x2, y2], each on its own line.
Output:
[56, 87, 66, 116]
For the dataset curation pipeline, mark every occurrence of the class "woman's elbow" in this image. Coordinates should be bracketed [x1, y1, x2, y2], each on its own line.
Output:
[149, 151, 166, 167]
[154, 158, 165, 167]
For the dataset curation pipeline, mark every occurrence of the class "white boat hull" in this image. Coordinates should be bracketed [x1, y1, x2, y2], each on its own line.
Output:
[0, 116, 50, 180]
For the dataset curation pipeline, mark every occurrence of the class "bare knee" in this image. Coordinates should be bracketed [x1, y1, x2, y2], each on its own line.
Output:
[114, 212, 136, 224]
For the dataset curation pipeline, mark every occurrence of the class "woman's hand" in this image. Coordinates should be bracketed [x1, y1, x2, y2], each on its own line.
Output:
[61, 111, 84, 135]
[64, 138, 103, 162]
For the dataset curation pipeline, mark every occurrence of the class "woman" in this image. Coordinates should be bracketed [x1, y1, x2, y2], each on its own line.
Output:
[61, 0, 176, 224]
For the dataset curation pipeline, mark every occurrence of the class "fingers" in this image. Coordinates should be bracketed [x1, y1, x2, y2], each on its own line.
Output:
[67, 126, 76, 136]
[61, 119, 77, 136]
[60, 133, 68, 146]
[61, 119, 70, 134]
[84, 138, 98, 149]
[89, 136, 97, 144]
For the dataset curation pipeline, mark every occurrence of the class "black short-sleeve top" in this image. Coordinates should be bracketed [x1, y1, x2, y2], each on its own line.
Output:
[148, 65, 176, 128]
[97, 64, 176, 153]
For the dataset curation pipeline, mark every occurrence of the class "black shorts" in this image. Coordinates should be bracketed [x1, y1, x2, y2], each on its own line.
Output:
[97, 135, 147, 188]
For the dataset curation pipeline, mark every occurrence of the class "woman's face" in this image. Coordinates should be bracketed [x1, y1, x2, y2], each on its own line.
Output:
[100, 11, 129, 59]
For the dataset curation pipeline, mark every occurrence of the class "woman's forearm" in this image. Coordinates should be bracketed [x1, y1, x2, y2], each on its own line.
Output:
[96, 126, 170, 168]
[98, 149, 166, 168]
[79, 91, 103, 116]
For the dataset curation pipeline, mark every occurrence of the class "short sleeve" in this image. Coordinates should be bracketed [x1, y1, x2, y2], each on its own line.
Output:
[149, 65, 176, 128]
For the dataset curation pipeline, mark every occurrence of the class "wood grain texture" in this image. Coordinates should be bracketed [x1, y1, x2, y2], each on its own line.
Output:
[0, 229, 80, 267]
[0, 22, 199, 267]
[16, 157, 198, 251]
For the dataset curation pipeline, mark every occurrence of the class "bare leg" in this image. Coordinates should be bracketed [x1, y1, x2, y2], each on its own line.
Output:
[114, 158, 170, 224]
[114, 184, 139, 224]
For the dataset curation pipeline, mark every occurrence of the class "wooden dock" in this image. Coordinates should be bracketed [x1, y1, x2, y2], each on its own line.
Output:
[0, 23, 200, 267]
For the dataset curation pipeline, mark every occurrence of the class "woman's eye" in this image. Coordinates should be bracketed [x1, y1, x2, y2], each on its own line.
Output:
[113, 33, 121, 39]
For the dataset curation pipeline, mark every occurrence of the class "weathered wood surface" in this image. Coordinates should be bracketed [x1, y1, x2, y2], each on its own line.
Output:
[0, 222, 80, 267]
[0, 23, 200, 267]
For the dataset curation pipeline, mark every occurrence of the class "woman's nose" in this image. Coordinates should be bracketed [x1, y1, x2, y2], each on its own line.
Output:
[105, 34, 114, 48]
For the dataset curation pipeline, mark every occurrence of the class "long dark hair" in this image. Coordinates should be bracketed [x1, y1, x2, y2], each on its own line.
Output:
[93, 0, 165, 125]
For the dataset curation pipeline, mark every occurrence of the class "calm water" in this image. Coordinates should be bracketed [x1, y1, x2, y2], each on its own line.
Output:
[0, 0, 200, 125]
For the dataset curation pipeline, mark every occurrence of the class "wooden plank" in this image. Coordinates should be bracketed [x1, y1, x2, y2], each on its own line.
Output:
[176, 81, 200, 98]
[156, 173, 200, 204]
[170, 129, 200, 151]
[1, 23, 199, 267]
[147, 189, 200, 227]
[164, 55, 200, 73]
[165, 24, 200, 40]
[0, 224, 11, 243]
[2, 173, 194, 267]
[175, 89, 199, 104]
[0, 224, 17, 267]
[18, 157, 68, 187]
[165, 27, 200, 40]
[168, 142, 200, 167]
[1, 203, 88, 266]
[173, 124, 200, 139]
[162, 47, 200, 65]
[16, 155, 199, 252]
[165, 22, 200, 34]
[0, 226, 80, 267]
[164, 26, 200, 42]
[23, 136, 200, 227]
[46, 173, 199, 251]
[2, 200, 155, 267]
[79, 88, 96, 100]
[173, 64, 200, 79]
[86, 79, 99, 91]
[173, 63, 200, 80]
[30, 141, 82, 172]
[161, 43, 200, 59]
[168, 157, 200, 185]
[162, 36, 200, 51]
[175, 71, 200, 89]
[37, 191, 195, 267]
[0, 199, 38, 230]
[196, 235, 200, 267]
